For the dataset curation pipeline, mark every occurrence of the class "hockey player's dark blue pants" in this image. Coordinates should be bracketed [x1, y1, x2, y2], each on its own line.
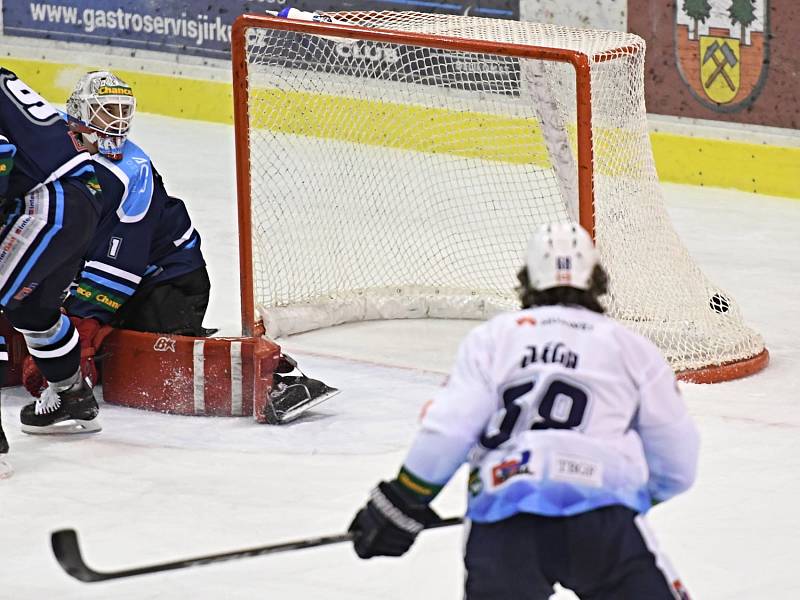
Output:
[464, 505, 689, 600]
[0, 179, 99, 385]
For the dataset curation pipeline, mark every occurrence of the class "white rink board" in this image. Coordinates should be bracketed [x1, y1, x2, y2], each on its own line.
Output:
[0, 113, 798, 600]
[520, 0, 627, 32]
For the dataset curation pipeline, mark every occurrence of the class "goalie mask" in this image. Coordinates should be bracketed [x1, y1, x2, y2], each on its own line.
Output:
[66, 71, 135, 160]
[526, 222, 599, 291]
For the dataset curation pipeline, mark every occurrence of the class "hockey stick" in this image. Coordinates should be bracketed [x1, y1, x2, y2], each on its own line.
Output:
[52, 516, 464, 582]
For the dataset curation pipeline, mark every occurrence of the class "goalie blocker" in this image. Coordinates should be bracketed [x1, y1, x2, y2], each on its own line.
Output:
[0, 317, 337, 424]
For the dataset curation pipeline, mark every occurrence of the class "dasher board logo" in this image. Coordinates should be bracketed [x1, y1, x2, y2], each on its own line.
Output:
[675, 0, 769, 112]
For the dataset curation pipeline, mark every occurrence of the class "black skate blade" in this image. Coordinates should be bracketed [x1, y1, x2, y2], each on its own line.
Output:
[21, 418, 102, 435]
[265, 386, 340, 425]
[276, 386, 339, 424]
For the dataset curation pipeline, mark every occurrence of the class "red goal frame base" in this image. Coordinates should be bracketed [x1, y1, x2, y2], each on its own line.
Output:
[675, 348, 769, 384]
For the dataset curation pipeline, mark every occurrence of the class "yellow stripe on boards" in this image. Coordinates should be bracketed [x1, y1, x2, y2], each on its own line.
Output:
[652, 133, 800, 199]
[1, 57, 234, 124]
[5, 57, 799, 199]
[249, 87, 551, 167]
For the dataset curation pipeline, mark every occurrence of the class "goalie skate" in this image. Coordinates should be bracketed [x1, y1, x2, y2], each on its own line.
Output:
[20, 378, 101, 435]
[263, 374, 339, 425]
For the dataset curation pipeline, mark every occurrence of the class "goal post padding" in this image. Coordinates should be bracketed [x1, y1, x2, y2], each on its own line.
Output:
[232, 12, 767, 382]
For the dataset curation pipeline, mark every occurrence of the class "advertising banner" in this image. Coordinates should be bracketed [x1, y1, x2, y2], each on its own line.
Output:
[629, 0, 799, 128]
[248, 25, 521, 96]
[2, 0, 518, 60]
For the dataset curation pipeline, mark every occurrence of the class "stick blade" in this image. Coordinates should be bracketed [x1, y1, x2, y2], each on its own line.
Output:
[51, 529, 105, 582]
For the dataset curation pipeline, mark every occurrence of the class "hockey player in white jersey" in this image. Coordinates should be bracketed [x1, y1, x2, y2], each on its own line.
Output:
[349, 222, 699, 599]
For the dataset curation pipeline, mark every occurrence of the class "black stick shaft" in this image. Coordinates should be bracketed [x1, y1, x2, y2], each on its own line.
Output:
[52, 516, 463, 582]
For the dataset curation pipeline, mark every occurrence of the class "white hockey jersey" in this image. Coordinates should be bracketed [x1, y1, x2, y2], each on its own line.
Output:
[402, 305, 700, 522]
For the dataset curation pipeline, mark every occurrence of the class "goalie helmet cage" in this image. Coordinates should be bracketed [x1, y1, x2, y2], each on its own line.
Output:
[231, 12, 768, 383]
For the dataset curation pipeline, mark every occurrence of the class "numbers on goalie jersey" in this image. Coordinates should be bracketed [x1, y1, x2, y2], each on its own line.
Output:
[107, 236, 122, 259]
[480, 377, 590, 449]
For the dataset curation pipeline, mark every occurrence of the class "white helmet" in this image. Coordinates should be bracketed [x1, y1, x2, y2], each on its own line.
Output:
[526, 222, 599, 291]
[66, 71, 135, 160]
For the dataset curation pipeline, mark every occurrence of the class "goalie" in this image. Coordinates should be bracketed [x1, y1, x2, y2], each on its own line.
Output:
[19, 71, 211, 413]
[20, 71, 336, 425]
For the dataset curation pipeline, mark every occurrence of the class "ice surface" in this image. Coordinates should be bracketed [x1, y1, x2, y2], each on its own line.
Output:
[1, 113, 798, 599]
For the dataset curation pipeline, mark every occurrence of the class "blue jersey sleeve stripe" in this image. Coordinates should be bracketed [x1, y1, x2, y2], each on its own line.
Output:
[31, 314, 72, 347]
[173, 224, 195, 247]
[44, 154, 93, 185]
[69, 164, 95, 177]
[79, 271, 136, 296]
[81, 266, 138, 291]
[1, 182, 64, 306]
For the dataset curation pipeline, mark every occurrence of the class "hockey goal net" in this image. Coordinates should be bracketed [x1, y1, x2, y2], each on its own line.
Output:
[231, 11, 767, 382]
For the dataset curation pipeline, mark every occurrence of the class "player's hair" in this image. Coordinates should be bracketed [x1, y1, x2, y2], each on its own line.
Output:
[516, 264, 608, 313]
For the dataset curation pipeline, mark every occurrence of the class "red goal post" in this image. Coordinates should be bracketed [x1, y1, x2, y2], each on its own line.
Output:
[230, 12, 768, 383]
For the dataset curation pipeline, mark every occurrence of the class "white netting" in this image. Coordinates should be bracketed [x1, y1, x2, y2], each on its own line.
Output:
[238, 11, 764, 373]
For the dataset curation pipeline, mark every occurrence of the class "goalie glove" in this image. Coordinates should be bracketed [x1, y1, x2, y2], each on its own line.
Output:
[70, 316, 114, 385]
[21, 355, 46, 398]
[348, 480, 441, 559]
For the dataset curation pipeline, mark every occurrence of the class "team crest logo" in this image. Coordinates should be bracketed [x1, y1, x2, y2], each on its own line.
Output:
[675, 0, 769, 111]
[491, 450, 533, 486]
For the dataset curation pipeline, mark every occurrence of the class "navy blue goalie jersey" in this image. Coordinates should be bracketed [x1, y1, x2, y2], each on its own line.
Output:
[63, 139, 205, 324]
[0, 67, 95, 200]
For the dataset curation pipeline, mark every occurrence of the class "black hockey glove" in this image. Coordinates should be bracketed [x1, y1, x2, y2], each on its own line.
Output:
[348, 480, 440, 559]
